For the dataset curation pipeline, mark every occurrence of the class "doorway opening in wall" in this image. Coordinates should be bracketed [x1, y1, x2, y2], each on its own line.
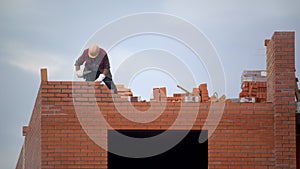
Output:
[108, 130, 208, 169]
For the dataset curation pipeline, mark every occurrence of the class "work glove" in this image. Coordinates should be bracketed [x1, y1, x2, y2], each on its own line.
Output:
[76, 70, 83, 78]
[95, 74, 106, 82]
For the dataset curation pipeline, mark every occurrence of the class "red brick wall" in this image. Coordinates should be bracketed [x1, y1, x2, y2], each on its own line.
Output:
[40, 82, 107, 168]
[27, 92, 42, 168]
[16, 31, 297, 169]
[266, 32, 297, 168]
[16, 91, 42, 169]
[298, 135, 300, 169]
[24, 81, 275, 168]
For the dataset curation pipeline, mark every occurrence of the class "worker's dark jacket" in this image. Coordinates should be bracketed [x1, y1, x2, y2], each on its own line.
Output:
[74, 48, 112, 78]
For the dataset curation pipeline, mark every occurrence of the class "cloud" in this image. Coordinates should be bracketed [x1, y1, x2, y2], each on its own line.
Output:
[1, 41, 71, 78]
[8, 50, 66, 74]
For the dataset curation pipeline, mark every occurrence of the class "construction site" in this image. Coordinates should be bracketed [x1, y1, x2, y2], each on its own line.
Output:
[16, 32, 300, 168]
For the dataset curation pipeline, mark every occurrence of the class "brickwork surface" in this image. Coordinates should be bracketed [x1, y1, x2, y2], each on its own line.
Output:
[266, 32, 296, 168]
[16, 32, 298, 169]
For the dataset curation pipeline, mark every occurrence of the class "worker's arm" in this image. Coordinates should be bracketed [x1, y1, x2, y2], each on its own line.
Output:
[95, 68, 108, 82]
[75, 49, 88, 68]
[74, 50, 87, 78]
[102, 68, 109, 75]
[95, 54, 110, 82]
[75, 66, 80, 71]
[75, 65, 83, 78]
[100, 54, 110, 76]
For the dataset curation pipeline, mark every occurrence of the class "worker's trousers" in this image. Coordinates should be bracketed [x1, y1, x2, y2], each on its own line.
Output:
[85, 71, 118, 94]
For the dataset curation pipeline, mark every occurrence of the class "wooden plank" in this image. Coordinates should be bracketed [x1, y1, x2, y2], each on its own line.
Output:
[40, 68, 48, 81]
[177, 85, 191, 95]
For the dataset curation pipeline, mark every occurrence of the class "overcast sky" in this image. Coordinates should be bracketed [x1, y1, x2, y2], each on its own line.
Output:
[1, 0, 300, 168]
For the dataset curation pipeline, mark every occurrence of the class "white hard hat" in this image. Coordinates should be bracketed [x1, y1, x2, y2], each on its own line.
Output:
[88, 44, 100, 58]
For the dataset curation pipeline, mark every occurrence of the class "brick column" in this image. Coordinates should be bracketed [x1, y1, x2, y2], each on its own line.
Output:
[265, 32, 296, 168]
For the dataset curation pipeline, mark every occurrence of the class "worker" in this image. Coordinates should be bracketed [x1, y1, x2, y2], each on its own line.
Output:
[75, 44, 117, 94]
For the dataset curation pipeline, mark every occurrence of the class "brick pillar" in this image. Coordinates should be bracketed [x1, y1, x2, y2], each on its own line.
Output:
[265, 32, 296, 168]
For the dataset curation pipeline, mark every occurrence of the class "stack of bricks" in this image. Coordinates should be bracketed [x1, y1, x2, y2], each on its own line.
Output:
[152, 84, 210, 103]
[256, 82, 267, 102]
[199, 84, 209, 102]
[116, 84, 133, 97]
[116, 84, 139, 102]
[239, 81, 267, 103]
[152, 87, 167, 101]
[151, 85, 210, 102]
[239, 70, 267, 103]
[192, 88, 200, 96]
[167, 93, 186, 102]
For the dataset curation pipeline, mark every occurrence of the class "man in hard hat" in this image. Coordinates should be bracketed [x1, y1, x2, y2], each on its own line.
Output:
[75, 44, 117, 94]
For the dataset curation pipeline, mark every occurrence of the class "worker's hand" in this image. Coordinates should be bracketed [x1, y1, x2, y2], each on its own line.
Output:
[95, 74, 106, 82]
[76, 70, 83, 78]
